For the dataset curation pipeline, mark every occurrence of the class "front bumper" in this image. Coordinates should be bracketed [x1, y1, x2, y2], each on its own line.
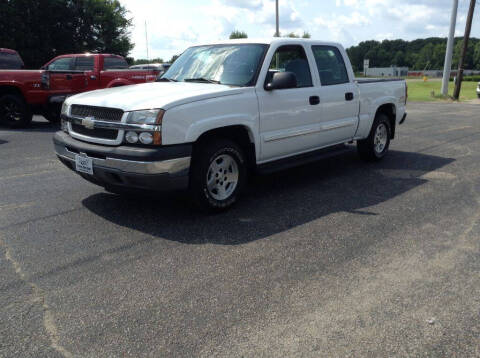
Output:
[53, 131, 192, 191]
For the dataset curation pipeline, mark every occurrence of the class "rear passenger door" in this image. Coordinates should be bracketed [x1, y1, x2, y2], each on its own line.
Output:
[312, 45, 359, 146]
[257, 45, 322, 162]
[74, 56, 99, 91]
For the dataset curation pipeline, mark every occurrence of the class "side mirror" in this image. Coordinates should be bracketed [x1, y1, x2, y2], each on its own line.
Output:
[265, 71, 297, 91]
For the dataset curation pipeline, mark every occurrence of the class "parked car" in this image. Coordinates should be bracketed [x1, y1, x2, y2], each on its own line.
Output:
[0, 48, 24, 69]
[0, 53, 161, 128]
[130, 63, 171, 73]
[54, 38, 407, 211]
[476, 81, 480, 98]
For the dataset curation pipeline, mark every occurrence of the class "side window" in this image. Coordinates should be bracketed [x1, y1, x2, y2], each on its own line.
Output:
[103, 57, 129, 70]
[0, 52, 23, 69]
[75, 56, 94, 71]
[266, 45, 312, 88]
[47, 57, 74, 71]
[312, 46, 349, 86]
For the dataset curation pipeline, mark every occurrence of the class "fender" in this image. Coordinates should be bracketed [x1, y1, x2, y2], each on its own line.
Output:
[160, 91, 260, 157]
[106, 78, 134, 88]
[355, 95, 396, 139]
[0, 80, 28, 98]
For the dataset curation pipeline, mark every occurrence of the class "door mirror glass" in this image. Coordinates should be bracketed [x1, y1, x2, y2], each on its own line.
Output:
[265, 71, 297, 91]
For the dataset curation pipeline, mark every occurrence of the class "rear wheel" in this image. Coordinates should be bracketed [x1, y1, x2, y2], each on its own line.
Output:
[189, 138, 246, 212]
[0, 94, 32, 128]
[357, 113, 391, 161]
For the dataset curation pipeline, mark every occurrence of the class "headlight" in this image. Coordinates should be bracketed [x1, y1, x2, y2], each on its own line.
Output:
[61, 101, 70, 115]
[126, 109, 163, 125]
[125, 109, 164, 145]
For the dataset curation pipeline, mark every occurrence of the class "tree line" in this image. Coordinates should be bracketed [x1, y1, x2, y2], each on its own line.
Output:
[347, 37, 480, 72]
[0, 0, 133, 68]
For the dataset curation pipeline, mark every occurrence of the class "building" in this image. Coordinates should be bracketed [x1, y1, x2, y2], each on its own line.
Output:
[366, 67, 409, 77]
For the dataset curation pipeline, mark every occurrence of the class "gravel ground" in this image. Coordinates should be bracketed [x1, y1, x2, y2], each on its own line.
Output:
[0, 102, 479, 357]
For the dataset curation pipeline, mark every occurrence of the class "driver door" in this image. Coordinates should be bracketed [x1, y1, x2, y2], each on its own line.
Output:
[256, 45, 321, 162]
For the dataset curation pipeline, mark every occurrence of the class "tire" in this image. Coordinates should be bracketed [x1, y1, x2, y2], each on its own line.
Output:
[0, 94, 33, 128]
[357, 113, 391, 162]
[43, 103, 61, 123]
[189, 138, 246, 212]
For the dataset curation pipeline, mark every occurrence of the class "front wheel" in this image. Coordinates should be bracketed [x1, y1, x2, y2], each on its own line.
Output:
[0, 94, 33, 128]
[189, 139, 246, 212]
[357, 113, 391, 161]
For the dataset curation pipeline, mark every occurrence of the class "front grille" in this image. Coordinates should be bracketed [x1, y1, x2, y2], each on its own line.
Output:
[71, 123, 118, 140]
[71, 105, 123, 122]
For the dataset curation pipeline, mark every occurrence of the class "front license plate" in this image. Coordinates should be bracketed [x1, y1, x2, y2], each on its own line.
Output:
[75, 154, 93, 175]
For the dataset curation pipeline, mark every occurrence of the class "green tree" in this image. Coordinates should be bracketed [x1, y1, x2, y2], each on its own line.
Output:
[169, 54, 180, 64]
[0, 0, 134, 68]
[229, 30, 248, 39]
[133, 58, 165, 65]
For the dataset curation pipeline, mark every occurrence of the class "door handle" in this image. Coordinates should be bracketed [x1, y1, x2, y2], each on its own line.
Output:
[345, 92, 354, 101]
[309, 96, 320, 105]
[66, 74, 72, 80]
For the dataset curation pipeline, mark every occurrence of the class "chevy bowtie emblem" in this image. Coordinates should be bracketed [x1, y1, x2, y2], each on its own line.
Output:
[82, 117, 95, 129]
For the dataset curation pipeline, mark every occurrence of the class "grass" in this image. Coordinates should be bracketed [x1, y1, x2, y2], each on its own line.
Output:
[406, 79, 478, 102]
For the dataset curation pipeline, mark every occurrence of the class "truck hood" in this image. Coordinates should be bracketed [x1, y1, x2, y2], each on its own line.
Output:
[66, 82, 248, 111]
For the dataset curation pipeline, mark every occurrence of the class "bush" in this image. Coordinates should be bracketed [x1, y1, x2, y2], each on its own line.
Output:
[450, 75, 480, 82]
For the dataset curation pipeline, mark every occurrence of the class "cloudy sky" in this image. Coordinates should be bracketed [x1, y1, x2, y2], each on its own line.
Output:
[121, 0, 479, 61]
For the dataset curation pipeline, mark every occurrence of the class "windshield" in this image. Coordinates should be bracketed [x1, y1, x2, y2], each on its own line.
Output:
[161, 44, 267, 86]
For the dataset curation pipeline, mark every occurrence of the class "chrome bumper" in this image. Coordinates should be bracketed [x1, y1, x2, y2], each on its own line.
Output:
[54, 142, 190, 175]
[53, 131, 191, 191]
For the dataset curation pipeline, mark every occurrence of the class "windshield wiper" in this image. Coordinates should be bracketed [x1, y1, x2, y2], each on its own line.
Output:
[156, 77, 178, 82]
[184, 77, 221, 84]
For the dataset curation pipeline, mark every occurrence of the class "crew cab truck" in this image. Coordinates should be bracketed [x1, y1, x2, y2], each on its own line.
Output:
[53, 38, 407, 211]
[0, 53, 159, 128]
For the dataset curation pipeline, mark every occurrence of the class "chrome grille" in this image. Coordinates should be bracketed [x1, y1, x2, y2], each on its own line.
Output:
[71, 123, 118, 140]
[71, 105, 123, 122]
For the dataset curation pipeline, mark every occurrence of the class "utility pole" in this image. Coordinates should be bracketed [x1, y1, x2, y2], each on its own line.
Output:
[441, 0, 458, 96]
[454, 0, 476, 100]
[275, 0, 280, 37]
[145, 20, 149, 62]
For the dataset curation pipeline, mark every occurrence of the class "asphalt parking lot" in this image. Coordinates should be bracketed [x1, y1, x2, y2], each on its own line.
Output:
[1, 102, 479, 357]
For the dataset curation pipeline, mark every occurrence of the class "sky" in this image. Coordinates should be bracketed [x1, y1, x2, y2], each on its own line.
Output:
[121, 0, 480, 61]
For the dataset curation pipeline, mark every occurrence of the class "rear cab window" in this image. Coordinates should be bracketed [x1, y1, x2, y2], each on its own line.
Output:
[103, 56, 129, 70]
[0, 51, 23, 69]
[311, 46, 350, 86]
[266, 45, 313, 88]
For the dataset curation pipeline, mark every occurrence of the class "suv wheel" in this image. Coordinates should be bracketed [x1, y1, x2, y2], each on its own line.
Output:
[357, 113, 391, 161]
[190, 138, 246, 212]
[0, 94, 33, 128]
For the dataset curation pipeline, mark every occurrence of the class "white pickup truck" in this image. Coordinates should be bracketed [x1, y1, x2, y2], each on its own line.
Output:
[54, 38, 407, 211]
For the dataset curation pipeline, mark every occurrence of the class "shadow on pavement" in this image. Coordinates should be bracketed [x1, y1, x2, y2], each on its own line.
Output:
[0, 116, 59, 133]
[82, 150, 454, 245]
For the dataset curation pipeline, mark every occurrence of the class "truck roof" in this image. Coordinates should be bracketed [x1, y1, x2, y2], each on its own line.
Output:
[193, 38, 342, 48]
[52, 53, 124, 58]
[0, 48, 19, 54]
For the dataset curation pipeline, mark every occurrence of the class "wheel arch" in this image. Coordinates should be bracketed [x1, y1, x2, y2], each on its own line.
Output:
[106, 79, 133, 88]
[375, 103, 396, 139]
[0, 85, 26, 101]
[193, 125, 257, 170]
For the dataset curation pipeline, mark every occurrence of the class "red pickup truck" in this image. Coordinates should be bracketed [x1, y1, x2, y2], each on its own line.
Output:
[0, 53, 160, 127]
